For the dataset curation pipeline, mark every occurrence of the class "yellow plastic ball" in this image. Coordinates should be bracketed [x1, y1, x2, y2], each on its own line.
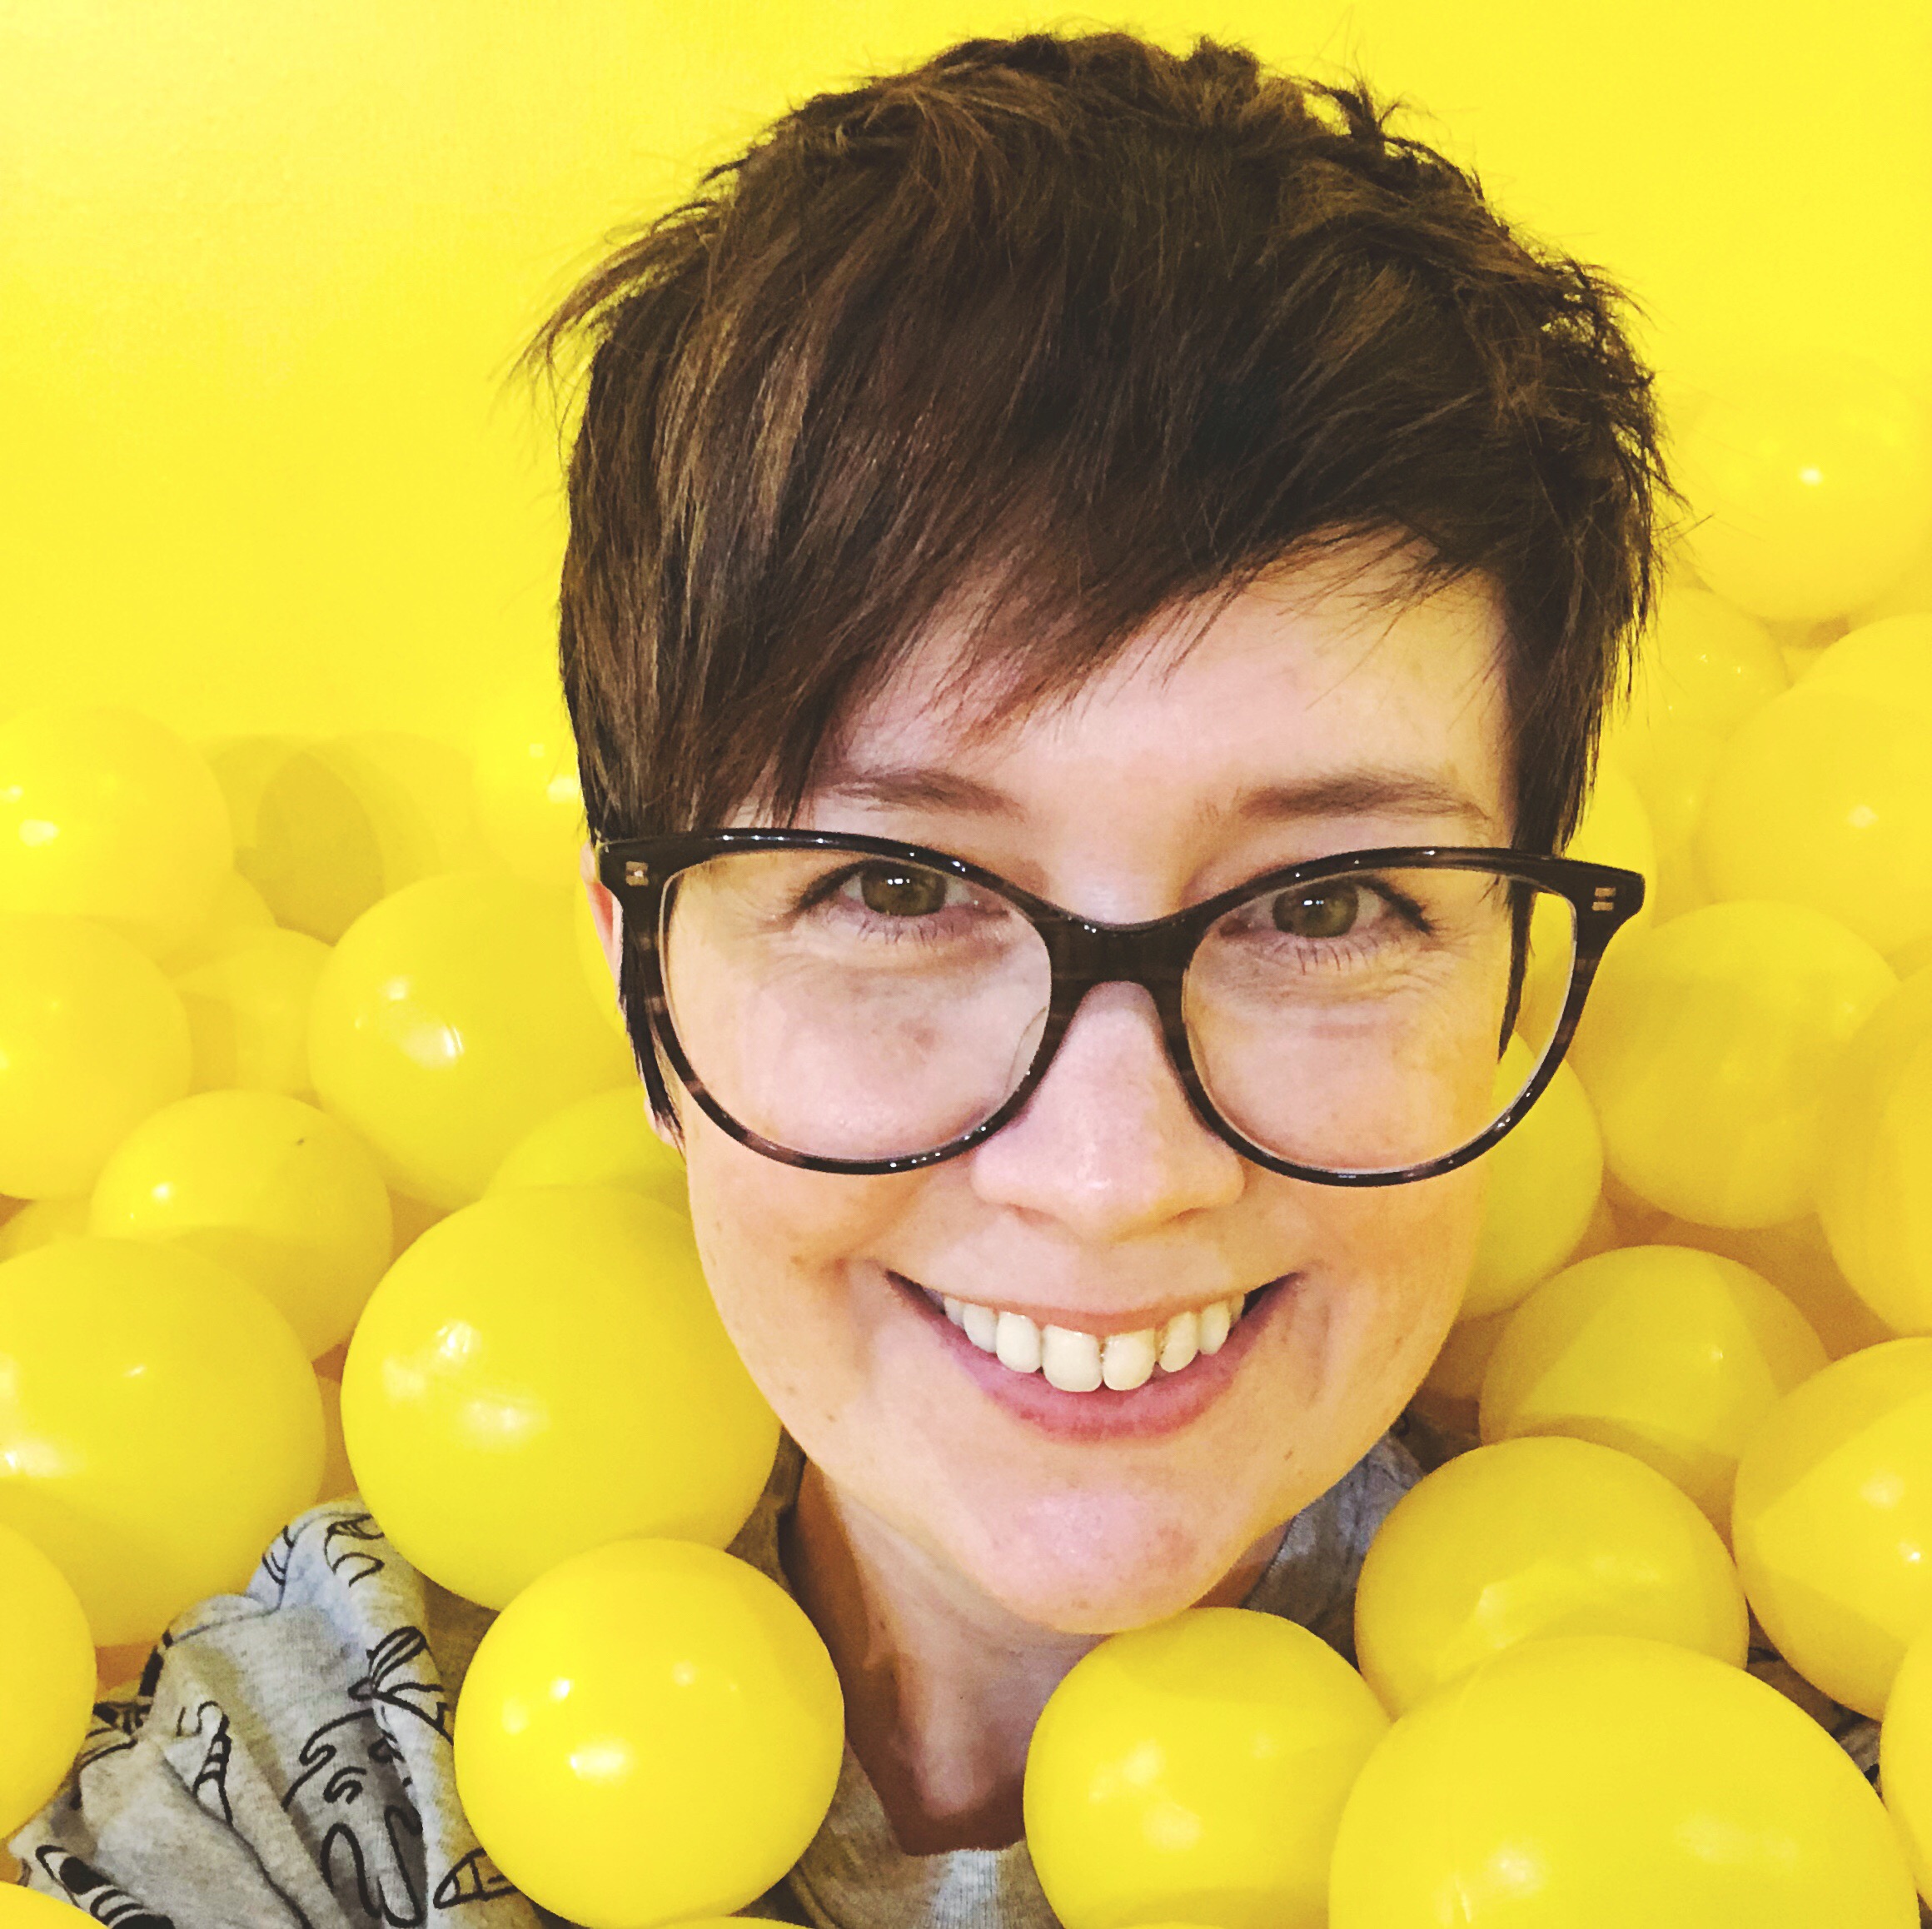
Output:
[1626, 585, 1790, 735]
[0, 1237, 323, 1645]
[1463, 1041, 1602, 1321]
[386, 1188, 448, 1259]
[341, 1184, 778, 1608]
[1354, 1436, 1747, 1717]
[454, 1538, 843, 1929]
[1568, 900, 1896, 1226]
[1895, 931, 1932, 981]
[1652, 1214, 1895, 1360]
[308, 871, 633, 1209]
[1480, 1244, 1826, 1533]
[207, 731, 481, 944]
[1328, 1634, 1916, 1927]
[487, 1085, 687, 1215]
[1882, 1621, 1932, 1906]
[1516, 761, 1657, 1048]
[314, 1374, 356, 1503]
[470, 664, 586, 889]
[324, 728, 481, 874]
[1865, 530, 1932, 624]
[1732, 1338, 1932, 1718]
[0, 1521, 95, 1837]
[1676, 354, 1932, 624]
[1698, 685, 1932, 959]
[0, 915, 192, 1200]
[1023, 1608, 1388, 1929]
[0, 1194, 91, 1262]
[1568, 757, 1656, 883]
[90, 1089, 392, 1358]
[1411, 1307, 1513, 1438]
[171, 927, 331, 1097]
[0, 1891, 95, 1922]
[1805, 613, 1932, 720]
[162, 868, 276, 970]
[1817, 970, 1932, 1333]
[1601, 715, 1721, 922]
[0, 705, 232, 959]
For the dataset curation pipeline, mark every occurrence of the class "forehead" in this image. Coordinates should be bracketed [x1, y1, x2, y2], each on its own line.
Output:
[814, 552, 1514, 842]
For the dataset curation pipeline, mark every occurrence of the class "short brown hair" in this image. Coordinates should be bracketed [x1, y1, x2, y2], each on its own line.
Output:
[531, 31, 1676, 867]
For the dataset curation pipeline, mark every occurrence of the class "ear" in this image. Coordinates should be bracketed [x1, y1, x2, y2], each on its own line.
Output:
[578, 840, 685, 1154]
[578, 839, 622, 980]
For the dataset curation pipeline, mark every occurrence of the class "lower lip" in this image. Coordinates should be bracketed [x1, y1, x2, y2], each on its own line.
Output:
[888, 1272, 1293, 1443]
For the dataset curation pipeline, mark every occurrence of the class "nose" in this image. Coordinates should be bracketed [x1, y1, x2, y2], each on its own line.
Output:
[967, 980, 1246, 1241]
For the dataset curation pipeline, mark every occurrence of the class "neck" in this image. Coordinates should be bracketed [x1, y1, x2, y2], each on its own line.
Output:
[779, 1460, 1287, 1855]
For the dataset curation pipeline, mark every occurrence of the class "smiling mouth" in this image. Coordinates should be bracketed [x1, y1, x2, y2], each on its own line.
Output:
[889, 1273, 1282, 1394]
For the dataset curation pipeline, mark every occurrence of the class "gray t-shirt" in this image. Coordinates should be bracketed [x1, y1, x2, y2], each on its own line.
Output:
[7, 1425, 1422, 1928]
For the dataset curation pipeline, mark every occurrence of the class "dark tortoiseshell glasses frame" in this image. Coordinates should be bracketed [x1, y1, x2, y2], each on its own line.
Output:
[596, 830, 1646, 1186]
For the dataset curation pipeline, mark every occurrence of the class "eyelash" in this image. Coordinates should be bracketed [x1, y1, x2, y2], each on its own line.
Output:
[794, 861, 1435, 942]
[795, 864, 991, 935]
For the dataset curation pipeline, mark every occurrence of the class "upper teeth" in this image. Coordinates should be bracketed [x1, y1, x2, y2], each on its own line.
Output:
[925, 1289, 1249, 1393]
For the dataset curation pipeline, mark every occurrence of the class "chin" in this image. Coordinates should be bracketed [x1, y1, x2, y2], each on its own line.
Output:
[934, 1477, 1272, 1635]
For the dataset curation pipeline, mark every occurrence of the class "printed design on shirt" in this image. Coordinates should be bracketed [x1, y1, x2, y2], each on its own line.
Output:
[349, 1624, 456, 1743]
[324, 1514, 391, 1589]
[261, 1520, 302, 1593]
[67, 1697, 148, 1789]
[282, 1707, 409, 1812]
[174, 1698, 234, 1824]
[430, 1847, 516, 1910]
[319, 1806, 426, 1928]
[284, 1710, 427, 1927]
[31, 1846, 176, 1927]
[137, 1639, 167, 1700]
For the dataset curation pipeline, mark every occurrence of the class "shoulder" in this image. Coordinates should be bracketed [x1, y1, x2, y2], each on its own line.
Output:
[8, 1499, 538, 1927]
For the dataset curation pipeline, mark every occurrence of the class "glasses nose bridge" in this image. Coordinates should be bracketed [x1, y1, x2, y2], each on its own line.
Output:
[1046, 911, 1195, 1004]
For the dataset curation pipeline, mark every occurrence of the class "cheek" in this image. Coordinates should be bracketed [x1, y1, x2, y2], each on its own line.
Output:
[1305, 1164, 1486, 1388]
[678, 1115, 917, 1420]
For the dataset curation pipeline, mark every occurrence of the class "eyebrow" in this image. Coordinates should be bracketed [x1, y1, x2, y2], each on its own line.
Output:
[819, 763, 1496, 830]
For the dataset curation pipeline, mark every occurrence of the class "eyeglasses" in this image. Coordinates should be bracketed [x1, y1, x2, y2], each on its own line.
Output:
[596, 831, 1645, 1185]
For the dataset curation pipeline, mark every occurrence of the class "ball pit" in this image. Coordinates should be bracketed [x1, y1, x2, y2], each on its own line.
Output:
[307, 870, 635, 1208]
[0, 705, 231, 959]
[1329, 1635, 1918, 1927]
[340, 1184, 779, 1608]
[0, 914, 192, 1200]
[453, 1538, 845, 1928]
[0, 1237, 323, 1646]
[0, 1891, 103, 1925]
[89, 1088, 392, 1358]
[1478, 1244, 1828, 1532]
[1566, 900, 1897, 1229]
[2, 348, 1931, 1920]
[1022, 1608, 1389, 1929]
[1731, 1339, 1932, 1719]
[486, 1083, 690, 1214]
[1352, 1435, 1747, 1715]
[1818, 969, 1932, 1333]
[169, 925, 331, 1096]
[0, 1523, 93, 1841]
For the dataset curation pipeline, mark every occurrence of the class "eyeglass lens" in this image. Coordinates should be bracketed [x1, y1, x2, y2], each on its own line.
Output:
[658, 851, 1578, 1173]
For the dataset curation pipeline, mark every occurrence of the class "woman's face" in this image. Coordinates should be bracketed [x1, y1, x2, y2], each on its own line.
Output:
[597, 553, 1513, 1634]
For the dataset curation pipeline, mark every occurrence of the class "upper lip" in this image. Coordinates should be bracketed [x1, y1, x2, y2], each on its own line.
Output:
[892, 1271, 1282, 1336]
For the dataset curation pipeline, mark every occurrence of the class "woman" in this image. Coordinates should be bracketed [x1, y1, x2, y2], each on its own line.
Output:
[12, 30, 1679, 1927]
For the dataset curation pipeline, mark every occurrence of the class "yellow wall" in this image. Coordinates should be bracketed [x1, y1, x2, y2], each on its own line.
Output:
[4, 1, 1928, 741]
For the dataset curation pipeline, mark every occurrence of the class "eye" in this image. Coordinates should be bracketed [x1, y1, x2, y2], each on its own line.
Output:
[849, 864, 953, 917]
[1270, 882, 1362, 940]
